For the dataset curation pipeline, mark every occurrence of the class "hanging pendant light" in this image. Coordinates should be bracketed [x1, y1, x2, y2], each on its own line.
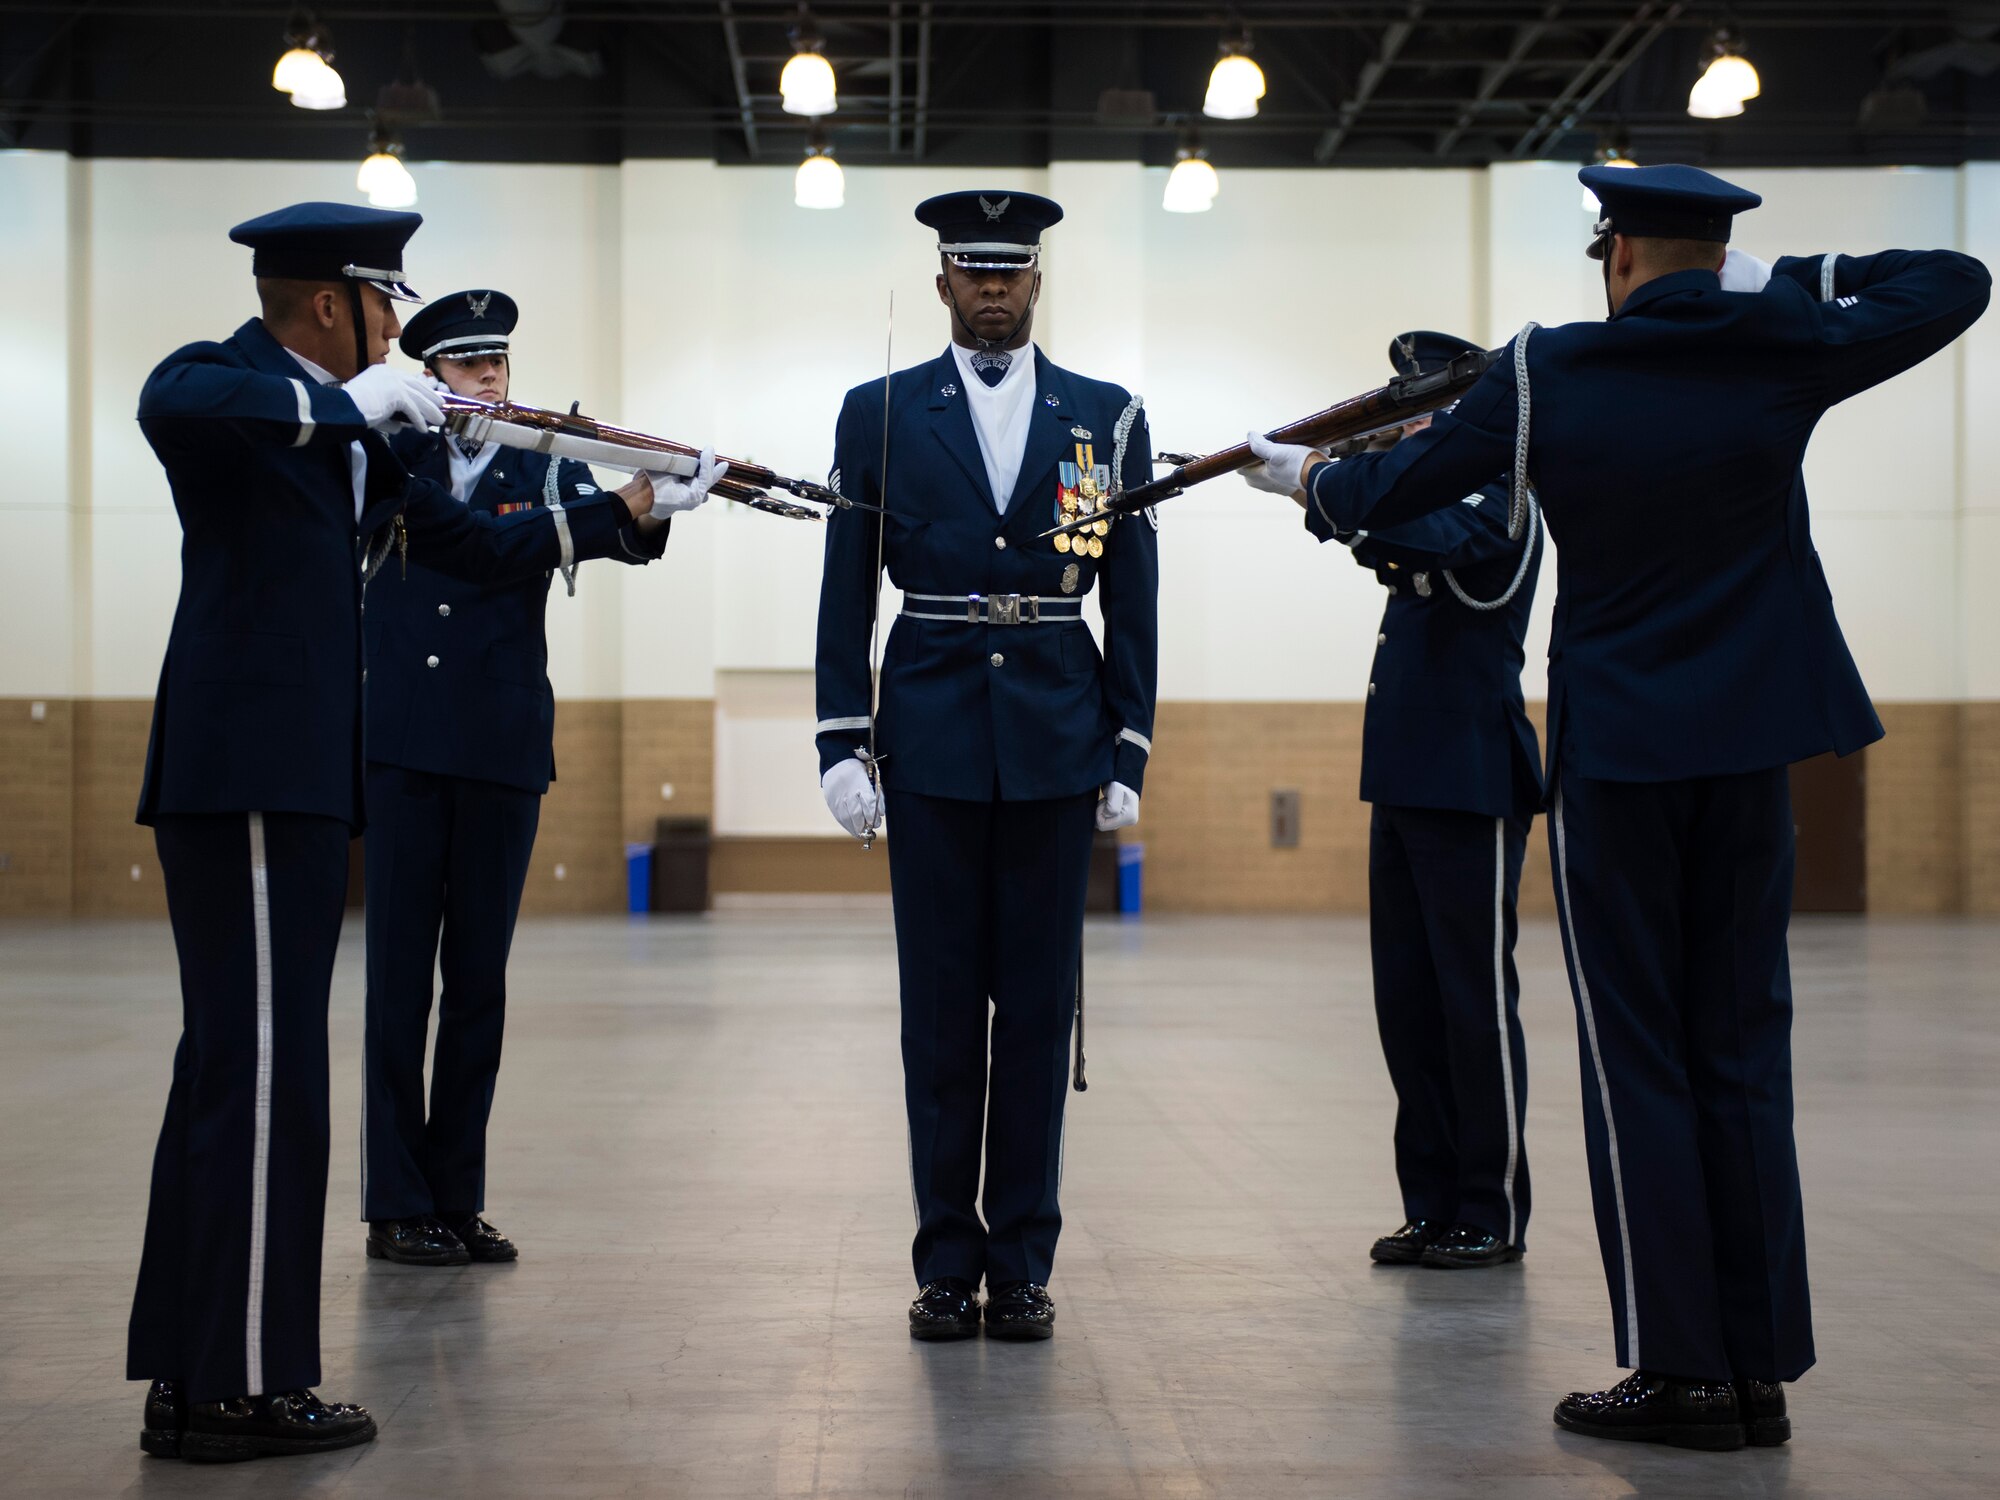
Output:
[358, 132, 417, 208]
[1163, 137, 1220, 214]
[1581, 143, 1639, 212]
[272, 12, 346, 110]
[1687, 30, 1760, 120]
[1203, 28, 1265, 121]
[795, 129, 844, 209]
[781, 6, 837, 116]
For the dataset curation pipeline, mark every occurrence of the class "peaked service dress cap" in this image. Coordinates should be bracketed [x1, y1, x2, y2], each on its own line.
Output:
[1579, 163, 1761, 260]
[399, 289, 518, 362]
[228, 201, 424, 301]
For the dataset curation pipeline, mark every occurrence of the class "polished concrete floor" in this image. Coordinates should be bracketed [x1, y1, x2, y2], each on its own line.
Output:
[1, 907, 1995, 1498]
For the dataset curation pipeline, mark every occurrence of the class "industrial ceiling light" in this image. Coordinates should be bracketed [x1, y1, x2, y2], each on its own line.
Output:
[273, 11, 346, 110]
[1163, 138, 1220, 214]
[357, 132, 417, 208]
[1580, 142, 1638, 211]
[781, 6, 837, 117]
[1687, 29, 1760, 120]
[794, 128, 844, 209]
[1203, 27, 1265, 121]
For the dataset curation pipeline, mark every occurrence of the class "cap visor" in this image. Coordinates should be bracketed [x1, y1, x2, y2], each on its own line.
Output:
[945, 253, 1036, 271]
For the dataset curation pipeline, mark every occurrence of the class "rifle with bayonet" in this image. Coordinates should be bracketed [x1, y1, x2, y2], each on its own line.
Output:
[435, 394, 886, 522]
[1041, 345, 1497, 540]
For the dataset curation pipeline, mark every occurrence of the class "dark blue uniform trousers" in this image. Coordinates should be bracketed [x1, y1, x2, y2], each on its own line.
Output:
[128, 812, 350, 1402]
[361, 764, 540, 1222]
[1550, 763, 1813, 1383]
[1369, 804, 1532, 1248]
[885, 787, 1096, 1290]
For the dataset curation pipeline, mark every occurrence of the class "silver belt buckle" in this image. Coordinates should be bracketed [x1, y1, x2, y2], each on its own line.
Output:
[987, 592, 1027, 625]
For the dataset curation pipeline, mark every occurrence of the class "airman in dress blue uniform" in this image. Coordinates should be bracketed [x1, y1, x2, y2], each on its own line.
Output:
[125, 203, 675, 1464]
[1249, 165, 1990, 1451]
[1295, 331, 1544, 1274]
[359, 290, 684, 1268]
[814, 191, 1159, 1342]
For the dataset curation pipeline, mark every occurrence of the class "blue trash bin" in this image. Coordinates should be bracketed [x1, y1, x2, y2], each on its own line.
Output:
[1117, 841, 1143, 915]
[624, 843, 653, 915]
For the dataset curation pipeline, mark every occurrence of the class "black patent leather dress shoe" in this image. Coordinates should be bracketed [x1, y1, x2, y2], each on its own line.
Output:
[140, 1379, 185, 1458]
[452, 1216, 518, 1263]
[1369, 1220, 1442, 1265]
[1736, 1379, 1790, 1446]
[1420, 1222, 1523, 1268]
[984, 1282, 1056, 1341]
[180, 1390, 377, 1463]
[909, 1278, 981, 1341]
[1554, 1371, 1745, 1451]
[366, 1215, 470, 1266]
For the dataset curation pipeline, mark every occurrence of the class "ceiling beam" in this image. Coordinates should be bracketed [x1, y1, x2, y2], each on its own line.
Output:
[912, 0, 932, 159]
[1433, 2, 1562, 156]
[1511, 0, 1681, 159]
[716, 0, 760, 159]
[1314, 0, 1426, 164]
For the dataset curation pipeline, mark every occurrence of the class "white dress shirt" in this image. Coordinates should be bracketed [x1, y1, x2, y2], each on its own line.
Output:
[445, 438, 500, 504]
[286, 348, 367, 523]
[949, 339, 1037, 514]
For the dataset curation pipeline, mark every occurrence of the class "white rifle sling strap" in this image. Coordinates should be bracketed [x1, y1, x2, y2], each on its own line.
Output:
[1442, 323, 1539, 613]
[544, 459, 578, 597]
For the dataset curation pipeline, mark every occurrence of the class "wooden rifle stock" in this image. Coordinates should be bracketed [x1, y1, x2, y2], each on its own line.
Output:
[1061, 346, 1498, 530]
[437, 395, 846, 519]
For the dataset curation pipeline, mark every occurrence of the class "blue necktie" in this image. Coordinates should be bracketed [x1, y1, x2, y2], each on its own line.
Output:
[971, 349, 1011, 388]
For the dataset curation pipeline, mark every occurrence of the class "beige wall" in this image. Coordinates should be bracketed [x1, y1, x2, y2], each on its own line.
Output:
[9, 694, 1999, 918]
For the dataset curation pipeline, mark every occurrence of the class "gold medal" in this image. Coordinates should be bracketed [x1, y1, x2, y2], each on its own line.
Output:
[1054, 531, 1072, 554]
[1087, 535, 1104, 559]
[1093, 519, 1110, 538]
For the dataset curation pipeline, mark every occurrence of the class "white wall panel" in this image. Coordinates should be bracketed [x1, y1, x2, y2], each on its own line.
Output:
[1813, 513, 1960, 701]
[4, 150, 1986, 707]
[0, 152, 76, 694]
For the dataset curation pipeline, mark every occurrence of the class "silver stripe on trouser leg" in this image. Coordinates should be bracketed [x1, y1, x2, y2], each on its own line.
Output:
[1553, 785, 1641, 1366]
[245, 812, 275, 1395]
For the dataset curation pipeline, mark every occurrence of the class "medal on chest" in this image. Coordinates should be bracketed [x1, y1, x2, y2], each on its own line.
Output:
[1053, 440, 1112, 559]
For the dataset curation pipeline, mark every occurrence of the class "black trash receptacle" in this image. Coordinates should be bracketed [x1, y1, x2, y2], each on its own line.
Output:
[651, 816, 712, 912]
[1085, 830, 1121, 914]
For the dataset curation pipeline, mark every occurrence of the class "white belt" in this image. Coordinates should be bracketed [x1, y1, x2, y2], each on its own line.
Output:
[900, 592, 1083, 625]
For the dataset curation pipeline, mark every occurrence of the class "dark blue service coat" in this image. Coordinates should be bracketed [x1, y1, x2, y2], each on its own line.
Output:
[1307, 245, 1991, 1383]
[815, 347, 1159, 801]
[134, 317, 633, 831]
[1310, 479, 1543, 821]
[1307, 249, 1993, 782]
[366, 435, 666, 794]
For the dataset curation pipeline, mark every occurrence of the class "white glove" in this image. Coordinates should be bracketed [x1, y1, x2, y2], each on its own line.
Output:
[343, 363, 445, 432]
[1096, 781, 1140, 832]
[645, 448, 729, 518]
[1242, 430, 1323, 498]
[821, 756, 881, 841]
[1719, 249, 1774, 293]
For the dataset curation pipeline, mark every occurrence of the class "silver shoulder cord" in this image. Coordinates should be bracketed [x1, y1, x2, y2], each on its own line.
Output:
[1443, 322, 1539, 613]
[1112, 393, 1144, 483]
[857, 292, 893, 851]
